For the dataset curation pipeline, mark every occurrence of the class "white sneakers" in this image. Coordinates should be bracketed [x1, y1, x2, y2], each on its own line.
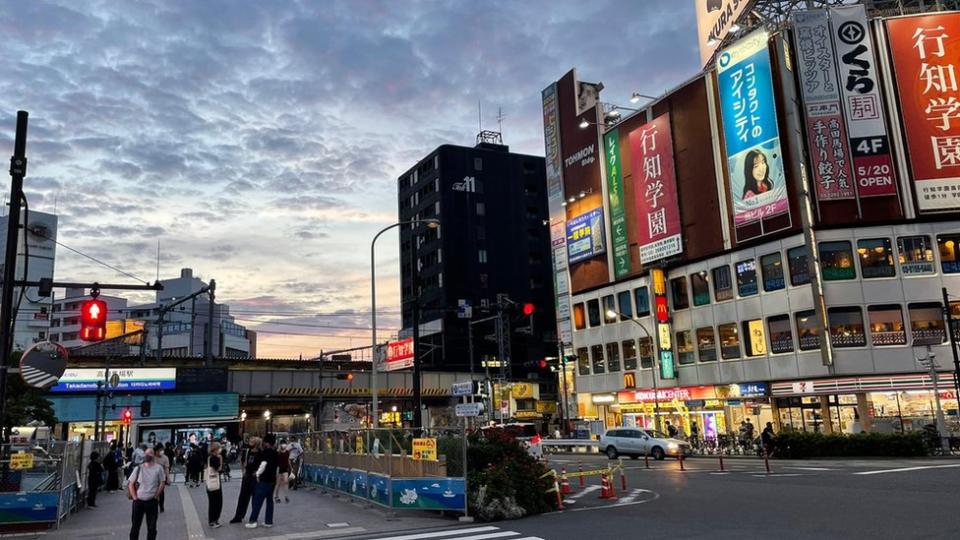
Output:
[244, 522, 272, 529]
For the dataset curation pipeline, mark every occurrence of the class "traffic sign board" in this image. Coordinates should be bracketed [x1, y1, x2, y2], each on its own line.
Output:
[455, 402, 483, 417]
[451, 381, 474, 396]
[109, 373, 121, 388]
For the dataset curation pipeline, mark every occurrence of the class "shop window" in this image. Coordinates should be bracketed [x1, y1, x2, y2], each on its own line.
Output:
[691, 272, 711, 306]
[591, 344, 606, 374]
[617, 291, 632, 320]
[602, 295, 617, 324]
[718, 322, 740, 359]
[867, 305, 906, 346]
[950, 302, 960, 341]
[638, 337, 654, 369]
[857, 238, 896, 278]
[760, 252, 785, 291]
[787, 246, 811, 286]
[828, 307, 867, 348]
[741, 319, 767, 356]
[820, 241, 857, 280]
[623, 339, 637, 370]
[634, 287, 650, 317]
[670, 276, 689, 310]
[606, 342, 621, 372]
[735, 259, 758, 297]
[909, 302, 946, 343]
[573, 303, 586, 330]
[897, 235, 935, 275]
[796, 310, 821, 351]
[577, 347, 590, 376]
[587, 299, 601, 327]
[676, 330, 695, 365]
[767, 315, 794, 353]
[938, 235, 960, 274]
[696, 327, 717, 362]
[712, 265, 734, 301]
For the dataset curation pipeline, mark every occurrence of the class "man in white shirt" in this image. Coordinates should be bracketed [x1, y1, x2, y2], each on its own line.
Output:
[132, 443, 147, 466]
[287, 437, 304, 489]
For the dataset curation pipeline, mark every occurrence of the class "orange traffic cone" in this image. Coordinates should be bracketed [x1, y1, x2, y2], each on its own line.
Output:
[560, 467, 572, 495]
[599, 471, 617, 500]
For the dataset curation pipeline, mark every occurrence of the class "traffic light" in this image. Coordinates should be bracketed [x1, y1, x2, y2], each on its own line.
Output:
[538, 359, 548, 370]
[80, 298, 108, 342]
[335, 373, 354, 381]
[140, 399, 151, 418]
[522, 303, 536, 316]
[122, 408, 133, 425]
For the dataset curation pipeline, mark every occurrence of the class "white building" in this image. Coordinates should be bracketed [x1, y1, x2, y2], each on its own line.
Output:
[0, 209, 57, 351]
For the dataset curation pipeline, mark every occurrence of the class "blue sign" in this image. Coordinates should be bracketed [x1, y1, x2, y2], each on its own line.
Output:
[368, 474, 390, 506]
[50, 368, 176, 394]
[738, 382, 768, 398]
[659, 350, 676, 380]
[0, 492, 59, 524]
[566, 208, 606, 264]
[391, 478, 465, 511]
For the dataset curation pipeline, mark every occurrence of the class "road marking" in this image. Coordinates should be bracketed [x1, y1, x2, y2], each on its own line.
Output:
[328, 522, 351, 528]
[752, 473, 802, 477]
[854, 464, 960, 476]
[364, 526, 504, 540]
[616, 488, 650, 504]
[567, 485, 601, 499]
[710, 472, 731, 475]
[177, 484, 206, 539]
[784, 467, 832, 471]
[251, 527, 367, 540]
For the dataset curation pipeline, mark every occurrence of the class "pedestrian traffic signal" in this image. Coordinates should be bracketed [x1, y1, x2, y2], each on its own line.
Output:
[79, 298, 108, 342]
[140, 399, 151, 418]
[538, 359, 548, 369]
[335, 373, 354, 381]
[122, 408, 132, 425]
[522, 303, 536, 316]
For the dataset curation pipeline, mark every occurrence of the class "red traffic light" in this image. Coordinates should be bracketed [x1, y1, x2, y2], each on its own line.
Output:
[538, 359, 548, 369]
[80, 298, 108, 342]
[122, 408, 132, 425]
[522, 303, 536, 316]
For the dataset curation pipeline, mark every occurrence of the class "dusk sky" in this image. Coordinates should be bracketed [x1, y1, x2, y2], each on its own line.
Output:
[0, 0, 701, 358]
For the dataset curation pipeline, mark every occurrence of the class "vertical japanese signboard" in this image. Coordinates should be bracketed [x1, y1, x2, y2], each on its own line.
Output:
[717, 31, 791, 228]
[542, 83, 574, 344]
[604, 130, 630, 277]
[650, 268, 675, 380]
[629, 114, 683, 264]
[792, 9, 856, 201]
[887, 13, 960, 211]
[831, 4, 898, 198]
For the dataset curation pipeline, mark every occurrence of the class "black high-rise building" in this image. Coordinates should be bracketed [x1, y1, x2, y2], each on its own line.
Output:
[397, 139, 556, 379]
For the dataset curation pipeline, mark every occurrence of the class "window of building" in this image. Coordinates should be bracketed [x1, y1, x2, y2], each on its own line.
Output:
[938, 235, 960, 273]
[617, 291, 632, 320]
[573, 303, 586, 330]
[828, 307, 867, 347]
[787, 246, 810, 286]
[602, 295, 617, 324]
[951, 302, 960, 341]
[606, 342, 621, 372]
[591, 344, 606, 374]
[476, 202, 486, 216]
[634, 287, 650, 317]
[712, 266, 734, 301]
[638, 337, 654, 369]
[857, 238, 896, 278]
[623, 339, 637, 370]
[897, 235, 935, 275]
[38, 331, 45, 340]
[676, 330, 695, 365]
[796, 310, 821, 351]
[670, 276, 689, 310]
[479, 273, 488, 288]
[477, 226, 486, 241]
[820, 241, 857, 280]
[741, 319, 767, 357]
[718, 323, 740, 359]
[587, 299, 601, 327]
[577, 347, 590, 376]
[909, 302, 946, 343]
[760, 252, 785, 291]
[868, 305, 906, 346]
[691, 272, 710, 306]
[696, 327, 717, 362]
[735, 259, 758, 297]
[478, 249, 488, 264]
[474, 157, 483, 171]
[767, 315, 794, 353]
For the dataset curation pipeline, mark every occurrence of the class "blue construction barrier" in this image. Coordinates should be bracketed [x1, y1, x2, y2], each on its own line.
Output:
[301, 463, 465, 512]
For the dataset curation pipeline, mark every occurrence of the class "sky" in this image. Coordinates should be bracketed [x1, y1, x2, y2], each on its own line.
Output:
[0, 0, 701, 358]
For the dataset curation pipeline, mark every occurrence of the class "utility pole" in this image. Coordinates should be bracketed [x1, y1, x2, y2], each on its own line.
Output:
[205, 279, 216, 366]
[411, 229, 422, 430]
[942, 287, 960, 401]
[0, 111, 29, 439]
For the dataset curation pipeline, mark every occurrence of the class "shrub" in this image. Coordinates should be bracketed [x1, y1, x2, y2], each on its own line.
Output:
[770, 431, 929, 459]
[466, 428, 558, 520]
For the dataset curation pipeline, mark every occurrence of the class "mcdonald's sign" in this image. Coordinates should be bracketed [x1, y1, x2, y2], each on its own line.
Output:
[651, 268, 666, 296]
[624, 372, 636, 389]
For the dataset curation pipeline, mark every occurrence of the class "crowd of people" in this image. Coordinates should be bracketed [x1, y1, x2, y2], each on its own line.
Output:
[84, 434, 305, 538]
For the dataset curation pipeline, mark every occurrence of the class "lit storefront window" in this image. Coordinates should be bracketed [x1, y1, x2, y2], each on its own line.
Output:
[742, 319, 767, 356]
[697, 327, 717, 362]
[573, 303, 586, 330]
[796, 310, 821, 351]
[908, 303, 946, 343]
[676, 330, 694, 365]
[577, 347, 590, 376]
[787, 246, 810, 286]
[602, 295, 617, 324]
[591, 344, 606, 374]
[867, 305, 907, 346]
[828, 307, 867, 348]
[718, 323, 740, 359]
[820, 241, 857, 281]
[606, 342, 621, 372]
[938, 234, 960, 274]
[857, 238, 896, 278]
[735, 259, 758, 297]
[760, 252, 785, 291]
[623, 339, 637, 370]
[691, 271, 711, 306]
[638, 337, 654, 369]
[951, 302, 960, 341]
[767, 315, 794, 353]
[897, 235, 935, 275]
[713, 265, 734, 301]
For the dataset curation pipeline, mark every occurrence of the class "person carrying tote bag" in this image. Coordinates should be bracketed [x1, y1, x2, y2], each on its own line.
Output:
[205, 442, 224, 528]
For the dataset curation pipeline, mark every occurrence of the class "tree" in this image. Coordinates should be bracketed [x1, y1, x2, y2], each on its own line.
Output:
[2, 352, 58, 433]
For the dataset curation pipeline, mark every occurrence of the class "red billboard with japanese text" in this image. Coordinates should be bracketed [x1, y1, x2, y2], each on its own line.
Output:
[629, 114, 682, 264]
[888, 13, 960, 211]
[382, 338, 414, 371]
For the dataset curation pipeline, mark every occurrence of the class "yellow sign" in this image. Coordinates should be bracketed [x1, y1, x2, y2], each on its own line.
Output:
[748, 319, 767, 356]
[9, 452, 33, 470]
[536, 401, 557, 414]
[516, 410, 540, 419]
[512, 383, 534, 399]
[411, 438, 437, 461]
[651, 268, 666, 296]
[657, 323, 672, 349]
[623, 372, 636, 389]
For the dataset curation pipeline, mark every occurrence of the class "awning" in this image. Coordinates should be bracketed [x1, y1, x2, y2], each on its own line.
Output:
[277, 387, 451, 397]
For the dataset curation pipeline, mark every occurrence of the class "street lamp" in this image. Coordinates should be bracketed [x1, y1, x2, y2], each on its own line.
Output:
[240, 410, 247, 438]
[607, 309, 662, 432]
[371, 218, 440, 429]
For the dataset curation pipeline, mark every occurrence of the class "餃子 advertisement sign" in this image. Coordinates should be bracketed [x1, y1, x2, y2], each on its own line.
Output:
[887, 12, 960, 211]
[792, 9, 856, 201]
[695, 0, 756, 67]
[629, 114, 683, 264]
[381, 338, 414, 371]
[717, 30, 790, 227]
[831, 4, 898, 198]
[604, 129, 630, 277]
[566, 208, 606, 264]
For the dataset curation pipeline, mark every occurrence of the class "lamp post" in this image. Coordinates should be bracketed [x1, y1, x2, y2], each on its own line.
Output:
[263, 410, 271, 435]
[370, 219, 440, 429]
[607, 309, 662, 432]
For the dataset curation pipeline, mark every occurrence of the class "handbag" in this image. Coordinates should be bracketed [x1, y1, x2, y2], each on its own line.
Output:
[205, 459, 221, 491]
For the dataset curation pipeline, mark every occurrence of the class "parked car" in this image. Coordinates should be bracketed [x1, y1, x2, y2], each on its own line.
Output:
[483, 423, 544, 459]
[599, 428, 692, 460]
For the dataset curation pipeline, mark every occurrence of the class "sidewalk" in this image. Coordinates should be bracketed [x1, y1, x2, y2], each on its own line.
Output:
[44, 472, 456, 539]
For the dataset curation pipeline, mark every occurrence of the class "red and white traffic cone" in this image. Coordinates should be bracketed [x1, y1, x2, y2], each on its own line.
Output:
[599, 471, 617, 500]
[578, 461, 585, 488]
[560, 467, 572, 495]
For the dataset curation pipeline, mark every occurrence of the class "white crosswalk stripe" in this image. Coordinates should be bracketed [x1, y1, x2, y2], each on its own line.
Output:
[362, 525, 544, 540]
[20, 365, 58, 388]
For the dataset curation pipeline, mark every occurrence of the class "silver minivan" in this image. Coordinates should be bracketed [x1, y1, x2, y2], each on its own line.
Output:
[599, 428, 692, 460]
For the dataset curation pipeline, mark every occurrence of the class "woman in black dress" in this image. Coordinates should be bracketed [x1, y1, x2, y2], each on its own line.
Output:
[103, 442, 120, 492]
[86, 452, 103, 508]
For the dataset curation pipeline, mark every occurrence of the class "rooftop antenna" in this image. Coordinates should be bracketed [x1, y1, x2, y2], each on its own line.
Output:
[478, 100, 482, 133]
[497, 106, 505, 137]
[156, 240, 160, 282]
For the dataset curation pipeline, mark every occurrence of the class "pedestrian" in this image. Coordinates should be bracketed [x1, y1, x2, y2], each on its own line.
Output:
[666, 420, 678, 438]
[246, 434, 279, 529]
[274, 442, 290, 503]
[206, 441, 224, 528]
[128, 448, 166, 540]
[153, 444, 170, 513]
[761, 422, 776, 457]
[133, 443, 147, 466]
[287, 437, 303, 489]
[229, 436, 261, 524]
[187, 444, 203, 487]
[104, 442, 121, 492]
[87, 452, 103, 508]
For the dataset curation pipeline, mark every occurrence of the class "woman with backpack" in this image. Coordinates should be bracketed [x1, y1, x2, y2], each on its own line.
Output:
[206, 442, 224, 528]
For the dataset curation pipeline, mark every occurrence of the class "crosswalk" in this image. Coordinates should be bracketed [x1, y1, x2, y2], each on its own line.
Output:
[361, 525, 545, 540]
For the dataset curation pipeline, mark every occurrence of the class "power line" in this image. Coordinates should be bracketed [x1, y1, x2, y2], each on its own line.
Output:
[26, 226, 151, 284]
[232, 317, 398, 331]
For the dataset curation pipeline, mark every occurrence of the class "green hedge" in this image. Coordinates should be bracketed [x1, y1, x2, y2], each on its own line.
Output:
[770, 431, 929, 459]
